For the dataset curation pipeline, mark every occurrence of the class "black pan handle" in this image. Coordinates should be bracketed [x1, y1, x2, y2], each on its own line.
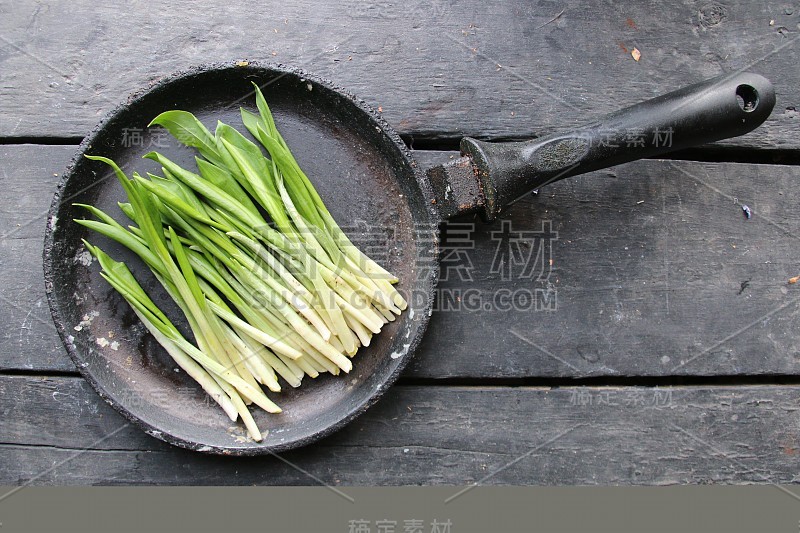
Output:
[456, 72, 775, 220]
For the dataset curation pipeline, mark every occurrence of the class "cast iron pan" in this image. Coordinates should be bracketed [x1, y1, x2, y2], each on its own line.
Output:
[43, 63, 775, 454]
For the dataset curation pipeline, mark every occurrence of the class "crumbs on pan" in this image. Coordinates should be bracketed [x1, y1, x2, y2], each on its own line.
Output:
[74, 310, 99, 331]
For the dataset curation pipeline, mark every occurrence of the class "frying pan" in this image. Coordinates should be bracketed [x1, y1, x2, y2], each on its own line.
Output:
[43, 63, 775, 454]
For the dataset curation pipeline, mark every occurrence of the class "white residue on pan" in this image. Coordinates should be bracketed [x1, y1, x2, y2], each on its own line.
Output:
[48, 214, 58, 232]
[73, 248, 93, 266]
[73, 310, 99, 331]
[228, 425, 268, 443]
[99, 330, 120, 351]
[95, 336, 119, 350]
[390, 343, 411, 359]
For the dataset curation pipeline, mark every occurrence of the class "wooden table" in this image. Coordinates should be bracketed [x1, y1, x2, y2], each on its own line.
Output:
[2, 1, 799, 485]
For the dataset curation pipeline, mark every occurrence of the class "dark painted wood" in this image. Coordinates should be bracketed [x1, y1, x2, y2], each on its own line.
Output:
[2, 145, 799, 378]
[2, 0, 799, 485]
[0, 145, 71, 372]
[2, 375, 800, 485]
[0, 1, 798, 151]
[412, 152, 800, 379]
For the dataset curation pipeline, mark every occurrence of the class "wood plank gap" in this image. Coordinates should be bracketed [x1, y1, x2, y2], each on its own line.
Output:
[397, 374, 800, 388]
[0, 137, 84, 146]
[5, 371, 800, 388]
[0, 369, 80, 379]
[3, 137, 800, 166]
[406, 136, 800, 165]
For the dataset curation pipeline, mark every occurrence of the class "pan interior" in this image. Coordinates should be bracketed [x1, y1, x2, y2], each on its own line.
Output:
[44, 65, 437, 453]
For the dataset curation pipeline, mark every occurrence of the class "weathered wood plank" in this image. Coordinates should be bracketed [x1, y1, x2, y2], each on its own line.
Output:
[2, 145, 799, 377]
[0, 0, 798, 150]
[0, 145, 71, 371]
[412, 152, 800, 378]
[2, 375, 799, 485]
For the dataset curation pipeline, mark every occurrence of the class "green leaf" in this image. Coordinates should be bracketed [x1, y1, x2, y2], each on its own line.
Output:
[254, 124, 324, 227]
[239, 108, 262, 141]
[162, 205, 237, 269]
[212, 208, 256, 240]
[75, 219, 162, 275]
[148, 110, 223, 166]
[135, 175, 227, 231]
[74, 203, 124, 229]
[117, 202, 137, 222]
[195, 157, 260, 219]
[85, 243, 170, 326]
[144, 151, 262, 229]
[85, 156, 167, 261]
[85, 155, 129, 184]
[168, 226, 205, 310]
[154, 170, 209, 217]
[215, 121, 265, 161]
[130, 172, 168, 251]
[251, 82, 284, 146]
[218, 138, 290, 230]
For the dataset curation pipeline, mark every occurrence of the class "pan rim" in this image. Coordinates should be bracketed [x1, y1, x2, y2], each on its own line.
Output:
[42, 60, 440, 455]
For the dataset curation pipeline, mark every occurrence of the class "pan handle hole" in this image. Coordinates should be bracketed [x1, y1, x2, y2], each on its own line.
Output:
[736, 84, 759, 112]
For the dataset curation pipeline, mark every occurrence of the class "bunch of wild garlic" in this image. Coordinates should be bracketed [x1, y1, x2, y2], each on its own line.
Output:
[77, 84, 405, 441]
